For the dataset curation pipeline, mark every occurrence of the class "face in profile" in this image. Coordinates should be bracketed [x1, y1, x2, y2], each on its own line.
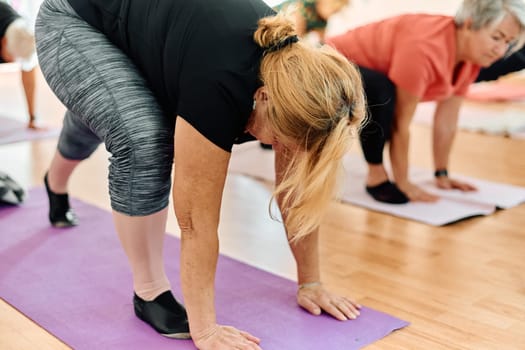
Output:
[246, 94, 299, 153]
[465, 14, 521, 67]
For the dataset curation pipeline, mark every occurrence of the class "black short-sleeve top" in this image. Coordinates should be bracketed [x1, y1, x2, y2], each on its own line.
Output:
[0, 2, 19, 36]
[0, 2, 21, 63]
[67, 0, 274, 151]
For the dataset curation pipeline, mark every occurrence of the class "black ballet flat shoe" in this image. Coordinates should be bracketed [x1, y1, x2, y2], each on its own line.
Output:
[133, 291, 191, 339]
[366, 180, 409, 204]
[44, 173, 78, 227]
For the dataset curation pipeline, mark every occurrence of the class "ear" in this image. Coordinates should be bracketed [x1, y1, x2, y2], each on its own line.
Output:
[254, 86, 269, 103]
[462, 18, 473, 31]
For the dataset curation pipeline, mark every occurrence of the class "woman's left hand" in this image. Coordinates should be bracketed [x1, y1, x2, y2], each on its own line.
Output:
[296, 283, 361, 321]
[435, 176, 477, 192]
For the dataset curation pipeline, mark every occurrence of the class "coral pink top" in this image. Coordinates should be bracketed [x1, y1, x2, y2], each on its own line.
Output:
[327, 14, 481, 101]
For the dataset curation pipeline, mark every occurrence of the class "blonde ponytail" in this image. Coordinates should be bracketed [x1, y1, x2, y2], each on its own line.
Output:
[254, 14, 366, 240]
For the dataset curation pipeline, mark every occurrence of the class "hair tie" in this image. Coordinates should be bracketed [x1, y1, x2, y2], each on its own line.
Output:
[264, 35, 299, 54]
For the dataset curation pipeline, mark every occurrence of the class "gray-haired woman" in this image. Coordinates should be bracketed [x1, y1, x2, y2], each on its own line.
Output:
[328, 0, 525, 204]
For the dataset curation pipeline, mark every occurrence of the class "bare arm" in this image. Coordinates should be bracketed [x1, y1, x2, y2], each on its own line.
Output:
[433, 96, 462, 171]
[21, 68, 36, 127]
[274, 146, 360, 321]
[391, 87, 438, 201]
[273, 146, 320, 284]
[433, 96, 477, 191]
[390, 87, 419, 185]
[173, 117, 260, 349]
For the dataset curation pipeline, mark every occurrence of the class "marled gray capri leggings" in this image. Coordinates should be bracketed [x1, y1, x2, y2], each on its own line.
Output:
[36, 0, 175, 216]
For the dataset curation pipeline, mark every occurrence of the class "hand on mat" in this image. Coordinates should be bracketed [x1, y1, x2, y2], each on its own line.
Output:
[27, 118, 48, 131]
[436, 177, 477, 192]
[193, 324, 262, 350]
[297, 283, 361, 321]
[398, 181, 439, 202]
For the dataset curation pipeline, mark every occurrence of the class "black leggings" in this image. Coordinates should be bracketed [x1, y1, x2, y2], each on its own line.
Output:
[358, 66, 396, 164]
[476, 46, 525, 82]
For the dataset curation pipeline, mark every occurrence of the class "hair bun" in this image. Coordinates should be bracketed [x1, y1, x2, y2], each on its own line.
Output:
[254, 12, 297, 51]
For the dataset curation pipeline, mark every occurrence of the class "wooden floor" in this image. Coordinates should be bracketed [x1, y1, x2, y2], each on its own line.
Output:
[1, 1, 525, 349]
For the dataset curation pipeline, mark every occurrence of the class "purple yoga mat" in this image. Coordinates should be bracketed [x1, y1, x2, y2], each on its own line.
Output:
[0, 116, 60, 145]
[0, 188, 409, 349]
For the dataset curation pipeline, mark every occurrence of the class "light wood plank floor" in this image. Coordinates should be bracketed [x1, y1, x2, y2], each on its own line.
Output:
[1, 62, 524, 350]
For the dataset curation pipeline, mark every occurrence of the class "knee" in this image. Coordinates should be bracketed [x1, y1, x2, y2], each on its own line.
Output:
[107, 135, 173, 216]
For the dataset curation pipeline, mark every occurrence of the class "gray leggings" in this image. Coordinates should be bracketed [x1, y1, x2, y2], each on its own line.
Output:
[36, 0, 174, 216]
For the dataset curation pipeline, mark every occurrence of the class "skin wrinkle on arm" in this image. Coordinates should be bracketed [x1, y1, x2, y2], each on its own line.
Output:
[172, 116, 230, 336]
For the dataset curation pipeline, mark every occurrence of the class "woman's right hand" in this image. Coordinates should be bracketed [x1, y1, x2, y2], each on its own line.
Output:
[193, 324, 262, 350]
[398, 181, 439, 202]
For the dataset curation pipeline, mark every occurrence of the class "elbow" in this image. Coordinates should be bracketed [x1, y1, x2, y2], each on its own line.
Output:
[175, 208, 218, 242]
[177, 214, 195, 238]
[174, 203, 197, 240]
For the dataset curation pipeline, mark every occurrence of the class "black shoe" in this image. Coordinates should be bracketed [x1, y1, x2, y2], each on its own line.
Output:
[133, 291, 191, 339]
[0, 171, 26, 205]
[366, 180, 409, 204]
[44, 173, 78, 227]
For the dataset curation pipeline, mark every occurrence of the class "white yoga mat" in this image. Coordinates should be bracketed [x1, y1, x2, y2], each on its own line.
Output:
[465, 80, 525, 102]
[413, 101, 525, 139]
[228, 142, 525, 226]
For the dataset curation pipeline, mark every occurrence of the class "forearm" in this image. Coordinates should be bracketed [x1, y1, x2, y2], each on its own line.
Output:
[432, 124, 456, 170]
[180, 227, 219, 335]
[390, 128, 411, 185]
[21, 68, 36, 117]
[390, 88, 419, 185]
[172, 117, 230, 337]
[432, 97, 462, 170]
[288, 228, 321, 285]
[274, 147, 321, 285]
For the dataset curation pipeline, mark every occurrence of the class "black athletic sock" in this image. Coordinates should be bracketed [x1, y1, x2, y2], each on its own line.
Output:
[366, 181, 409, 204]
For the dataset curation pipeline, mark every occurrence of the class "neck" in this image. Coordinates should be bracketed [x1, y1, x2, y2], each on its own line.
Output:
[455, 27, 468, 64]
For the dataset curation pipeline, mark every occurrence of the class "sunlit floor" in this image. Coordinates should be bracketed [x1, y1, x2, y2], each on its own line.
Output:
[1, 0, 525, 349]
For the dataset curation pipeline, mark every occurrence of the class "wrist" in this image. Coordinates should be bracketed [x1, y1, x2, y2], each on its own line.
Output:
[192, 323, 219, 343]
[434, 169, 448, 178]
[298, 281, 322, 290]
